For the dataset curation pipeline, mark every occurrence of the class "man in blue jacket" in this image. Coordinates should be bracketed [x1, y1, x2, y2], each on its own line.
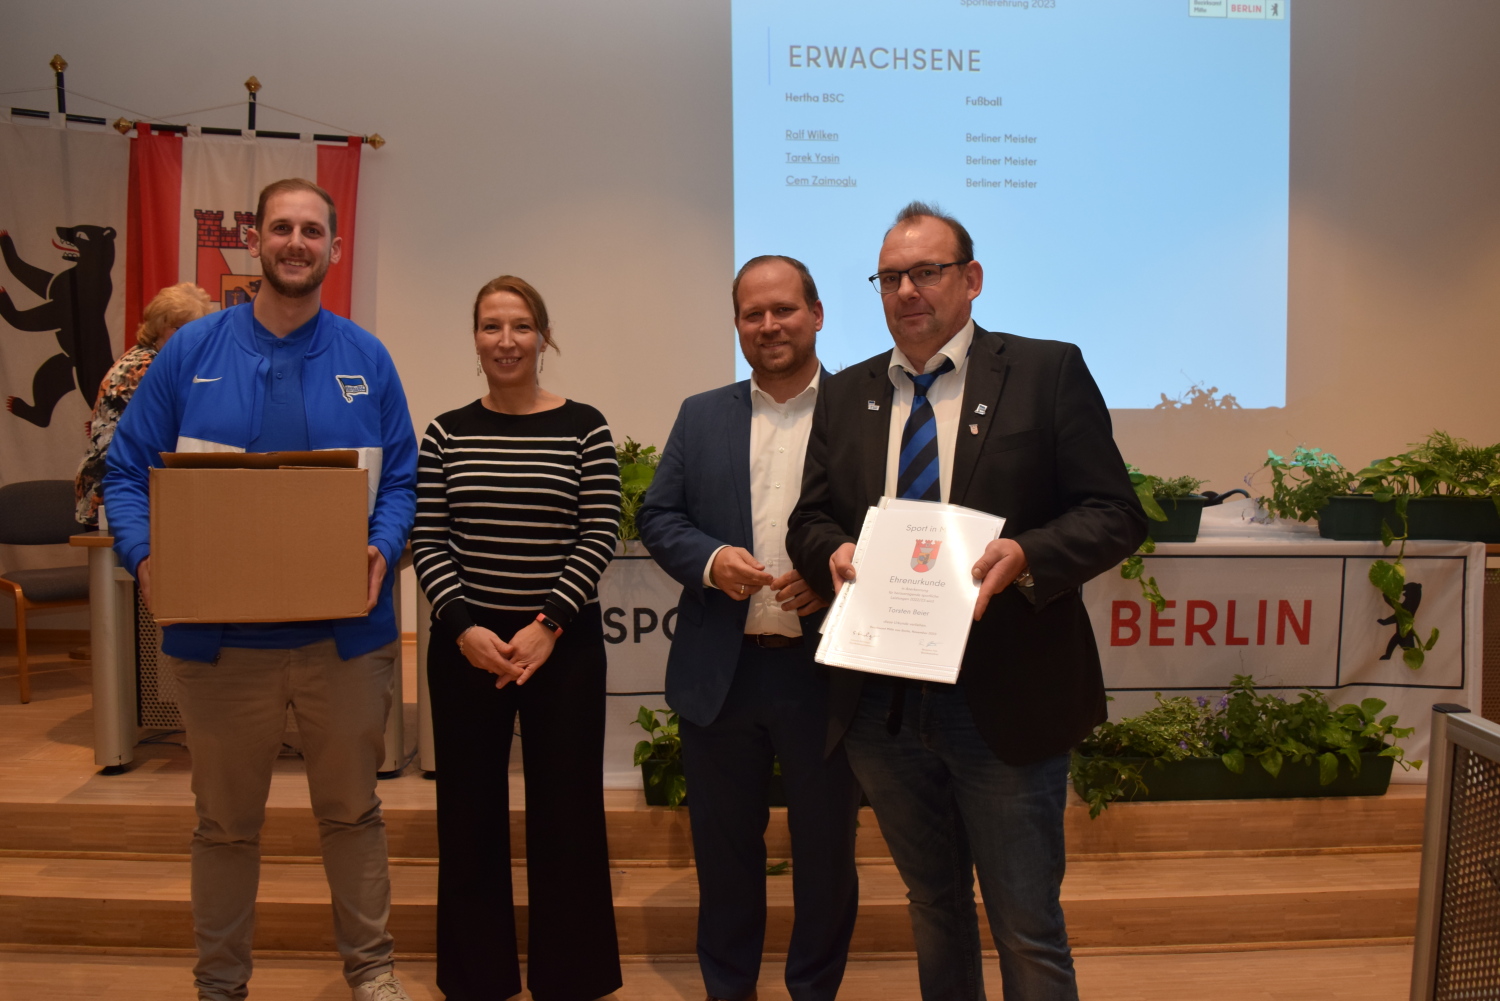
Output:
[103, 179, 418, 1001]
[638, 256, 860, 1001]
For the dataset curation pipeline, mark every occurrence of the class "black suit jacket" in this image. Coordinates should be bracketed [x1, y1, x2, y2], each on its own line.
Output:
[786, 326, 1147, 764]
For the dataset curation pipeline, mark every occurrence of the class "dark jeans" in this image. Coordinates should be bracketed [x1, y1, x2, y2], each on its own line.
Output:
[844, 676, 1077, 1001]
[428, 606, 622, 1001]
[680, 642, 861, 1001]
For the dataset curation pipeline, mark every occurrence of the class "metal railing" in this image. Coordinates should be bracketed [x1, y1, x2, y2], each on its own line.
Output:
[1411, 704, 1500, 1000]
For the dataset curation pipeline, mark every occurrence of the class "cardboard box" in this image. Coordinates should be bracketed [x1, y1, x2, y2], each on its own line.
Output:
[150, 451, 369, 624]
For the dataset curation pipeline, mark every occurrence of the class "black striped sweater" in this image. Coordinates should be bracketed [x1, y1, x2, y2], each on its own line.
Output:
[412, 399, 620, 633]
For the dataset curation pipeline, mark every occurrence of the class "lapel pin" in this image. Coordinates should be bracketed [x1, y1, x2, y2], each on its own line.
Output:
[867, 400, 880, 411]
[968, 424, 979, 435]
[974, 404, 988, 415]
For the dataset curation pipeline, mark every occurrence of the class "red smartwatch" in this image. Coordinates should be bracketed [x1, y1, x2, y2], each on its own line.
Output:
[535, 613, 563, 637]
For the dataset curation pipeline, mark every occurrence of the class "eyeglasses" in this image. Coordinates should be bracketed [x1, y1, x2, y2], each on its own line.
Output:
[867, 261, 969, 295]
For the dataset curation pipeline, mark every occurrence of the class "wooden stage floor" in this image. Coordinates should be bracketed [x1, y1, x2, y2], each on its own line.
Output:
[0, 637, 1417, 1000]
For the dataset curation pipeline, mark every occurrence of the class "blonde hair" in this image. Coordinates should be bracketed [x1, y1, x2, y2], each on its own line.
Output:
[137, 283, 212, 349]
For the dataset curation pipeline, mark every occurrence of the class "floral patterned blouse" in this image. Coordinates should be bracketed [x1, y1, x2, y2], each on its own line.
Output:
[75, 344, 157, 526]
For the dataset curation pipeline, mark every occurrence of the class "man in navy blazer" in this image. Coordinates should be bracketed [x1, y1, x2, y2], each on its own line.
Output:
[638, 256, 860, 1001]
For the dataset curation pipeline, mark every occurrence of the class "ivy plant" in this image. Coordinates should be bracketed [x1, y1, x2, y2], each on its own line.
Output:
[1119, 466, 1205, 612]
[1349, 431, 1500, 669]
[616, 437, 660, 542]
[1071, 675, 1420, 818]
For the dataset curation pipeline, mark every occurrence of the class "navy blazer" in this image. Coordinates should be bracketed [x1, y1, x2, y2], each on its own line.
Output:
[638, 376, 827, 727]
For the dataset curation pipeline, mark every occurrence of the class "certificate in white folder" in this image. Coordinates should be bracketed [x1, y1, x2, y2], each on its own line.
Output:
[815, 497, 1004, 683]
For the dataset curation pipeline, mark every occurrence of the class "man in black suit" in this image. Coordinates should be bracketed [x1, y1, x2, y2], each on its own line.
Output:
[787, 202, 1146, 1000]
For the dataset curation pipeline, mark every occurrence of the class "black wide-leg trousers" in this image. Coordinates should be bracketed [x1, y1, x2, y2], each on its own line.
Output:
[428, 605, 622, 1001]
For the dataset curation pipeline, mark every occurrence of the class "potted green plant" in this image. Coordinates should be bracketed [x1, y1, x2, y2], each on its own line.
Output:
[1261, 446, 1356, 526]
[1119, 466, 1207, 612]
[1338, 432, 1500, 543]
[616, 437, 660, 544]
[633, 706, 685, 807]
[1258, 440, 1462, 668]
[1070, 675, 1421, 818]
[1264, 435, 1500, 543]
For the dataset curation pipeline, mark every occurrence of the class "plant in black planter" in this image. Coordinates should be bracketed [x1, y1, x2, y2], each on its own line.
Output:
[1257, 437, 1499, 668]
[617, 438, 660, 542]
[1119, 467, 1206, 612]
[633, 706, 685, 807]
[1071, 675, 1420, 818]
[1260, 446, 1355, 523]
[1343, 433, 1500, 668]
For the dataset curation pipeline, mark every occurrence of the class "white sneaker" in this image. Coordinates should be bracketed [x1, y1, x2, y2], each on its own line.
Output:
[352, 971, 414, 1001]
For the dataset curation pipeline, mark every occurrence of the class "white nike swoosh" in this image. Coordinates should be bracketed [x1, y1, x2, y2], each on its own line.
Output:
[192, 376, 223, 383]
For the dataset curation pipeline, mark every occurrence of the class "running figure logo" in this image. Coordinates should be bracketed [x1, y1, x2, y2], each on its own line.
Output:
[910, 539, 942, 573]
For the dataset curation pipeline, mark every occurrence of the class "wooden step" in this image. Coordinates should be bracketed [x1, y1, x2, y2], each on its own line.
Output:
[0, 848, 1419, 954]
[0, 786, 1426, 861]
[0, 943, 1421, 1001]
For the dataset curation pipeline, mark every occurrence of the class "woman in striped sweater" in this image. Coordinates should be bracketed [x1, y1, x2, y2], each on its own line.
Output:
[413, 275, 623, 1001]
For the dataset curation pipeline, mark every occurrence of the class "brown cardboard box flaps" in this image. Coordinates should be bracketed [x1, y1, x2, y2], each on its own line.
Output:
[150, 450, 369, 624]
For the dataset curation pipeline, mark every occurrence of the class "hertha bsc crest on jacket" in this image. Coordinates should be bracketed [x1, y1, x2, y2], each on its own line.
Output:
[911, 539, 941, 573]
[336, 374, 369, 402]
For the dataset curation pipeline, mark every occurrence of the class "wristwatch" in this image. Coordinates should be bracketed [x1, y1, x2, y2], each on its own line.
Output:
[535, 612, 564, 637]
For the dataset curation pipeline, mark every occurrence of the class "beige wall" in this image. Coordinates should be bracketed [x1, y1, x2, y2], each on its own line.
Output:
[2, 0, 1497, 630]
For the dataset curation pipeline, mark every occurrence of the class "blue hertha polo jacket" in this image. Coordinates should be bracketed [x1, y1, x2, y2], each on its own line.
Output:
[103, 303, 418, 662]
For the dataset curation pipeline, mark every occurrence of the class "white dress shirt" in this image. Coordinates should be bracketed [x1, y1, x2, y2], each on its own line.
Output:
[701, 369, 820, 636]
[884, 319, 976, 502]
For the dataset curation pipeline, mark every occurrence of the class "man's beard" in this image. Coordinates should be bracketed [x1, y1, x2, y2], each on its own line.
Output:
[260, 253, 330, 299]
[752, 341, 812, 375]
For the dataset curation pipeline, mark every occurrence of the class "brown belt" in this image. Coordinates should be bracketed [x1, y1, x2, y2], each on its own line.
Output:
[743, 633, 803, 649]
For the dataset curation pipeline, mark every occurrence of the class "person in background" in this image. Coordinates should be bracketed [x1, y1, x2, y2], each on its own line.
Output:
[412, 275, 623, 1001]
[74, 282, 211, 528]
[638, 255, 860, 1001]
[102, 178, 418, 1001]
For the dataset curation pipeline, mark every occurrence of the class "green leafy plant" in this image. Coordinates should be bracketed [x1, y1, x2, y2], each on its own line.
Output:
[1348, 431, 1500, 669]
[1352, 431, 1500, 509]
[616, 438, 660, 541]
[1120, 466, 1206, 612]
[1260, 446, 1355, 523]
[1071, 675, 1420, 818]
[632, 706, 685, 807]
[1363, 495, 1440, 670]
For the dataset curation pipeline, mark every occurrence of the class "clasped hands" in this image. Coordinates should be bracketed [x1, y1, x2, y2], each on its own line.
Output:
[829, 537, 1029, 621]
[711, 546, 828, 616]
[457, 620, 557, 689]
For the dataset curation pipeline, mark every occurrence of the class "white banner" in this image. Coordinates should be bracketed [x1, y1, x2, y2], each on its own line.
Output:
[0, 120, 128, 575]
[599, 543, 682, 787]
[1084, 504, 1485, 780]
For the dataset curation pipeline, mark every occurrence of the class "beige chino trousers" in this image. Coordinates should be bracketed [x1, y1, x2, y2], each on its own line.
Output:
[166, 639, 398, 1001]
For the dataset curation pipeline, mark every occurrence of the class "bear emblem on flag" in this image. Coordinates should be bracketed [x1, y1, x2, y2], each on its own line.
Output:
[911, 539, 942, 573]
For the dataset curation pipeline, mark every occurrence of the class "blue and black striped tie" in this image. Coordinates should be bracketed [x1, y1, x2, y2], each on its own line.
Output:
[896, 358, 956, 501]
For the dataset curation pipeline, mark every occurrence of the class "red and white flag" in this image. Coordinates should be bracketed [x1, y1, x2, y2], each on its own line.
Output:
[128, 127, 361, 346]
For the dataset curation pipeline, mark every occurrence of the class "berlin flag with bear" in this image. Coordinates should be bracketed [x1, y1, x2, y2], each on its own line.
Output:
[0, 118, 361, 517]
